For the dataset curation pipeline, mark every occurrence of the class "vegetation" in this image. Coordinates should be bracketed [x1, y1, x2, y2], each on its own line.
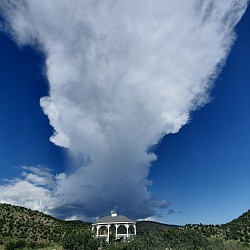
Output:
[1, 203, 250, 249]
[0, 203, 89, 249]
[136, 220, 177, 234]
[183, 209, 250, 247]
[61, 230, 103, 250]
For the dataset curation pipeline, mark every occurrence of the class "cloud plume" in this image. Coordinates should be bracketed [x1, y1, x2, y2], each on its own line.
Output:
[0, 0, 248, 219]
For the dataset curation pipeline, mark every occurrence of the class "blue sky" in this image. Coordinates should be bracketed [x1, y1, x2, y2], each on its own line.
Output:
[0, 1, 249, 225]
[150, 5, 250, 225]
[0, 33, 65, 178]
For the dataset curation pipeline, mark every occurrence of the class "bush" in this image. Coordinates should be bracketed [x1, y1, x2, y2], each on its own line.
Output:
[158, 229, 212, 250]
[5, 240, 26, 250]
[62, 229, 101, 250]
[5, 241, 16, 250]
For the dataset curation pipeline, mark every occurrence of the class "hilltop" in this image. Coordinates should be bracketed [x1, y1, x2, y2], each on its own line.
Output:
[183, 209, 250, 246]
[136, 220, 178, 234]
[0, 203, 90, 246]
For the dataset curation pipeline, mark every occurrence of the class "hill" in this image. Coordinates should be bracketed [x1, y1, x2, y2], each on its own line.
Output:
[0, 203, 178, 241]
[136, 220, 178, 234]
[0, 203, 90, 246]
[222, 209, 250, 244]
[183, 209, 250, 246]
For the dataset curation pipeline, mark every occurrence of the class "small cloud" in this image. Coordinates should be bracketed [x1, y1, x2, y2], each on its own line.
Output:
[154, 200, 171, 210]
[138, 216, 158, 222]
[168, 209, 175, 215]
[156, 213, 164, 218]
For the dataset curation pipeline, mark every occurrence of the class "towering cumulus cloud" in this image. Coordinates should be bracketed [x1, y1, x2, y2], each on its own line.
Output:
[0, 0, 248, 219]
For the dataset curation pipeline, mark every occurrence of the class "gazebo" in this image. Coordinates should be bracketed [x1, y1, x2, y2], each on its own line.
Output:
[92, 210, 136, 242]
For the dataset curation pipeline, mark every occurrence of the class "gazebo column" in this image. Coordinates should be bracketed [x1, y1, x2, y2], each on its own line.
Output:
[126, 224, 129, 237]
[97, 225, 101, 236]
[115, 224, 119, 239]
[133, 224, 136, 235]
[107, 224, 111, 242]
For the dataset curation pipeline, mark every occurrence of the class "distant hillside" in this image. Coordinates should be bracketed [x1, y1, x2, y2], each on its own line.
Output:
[136, 220, 178, 234]
[0, 203, 90, 245]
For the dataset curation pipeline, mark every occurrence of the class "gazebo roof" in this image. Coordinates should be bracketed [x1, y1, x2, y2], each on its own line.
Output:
[96, 215, 134, 224]
[94, 210, 135, 224]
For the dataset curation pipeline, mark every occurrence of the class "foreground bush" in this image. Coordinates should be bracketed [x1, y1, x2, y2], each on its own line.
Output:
[5, 239, 47, 250]
[62, 229, 102, 250]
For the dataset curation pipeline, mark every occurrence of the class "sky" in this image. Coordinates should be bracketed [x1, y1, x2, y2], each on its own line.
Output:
[0, 0, 249, 225]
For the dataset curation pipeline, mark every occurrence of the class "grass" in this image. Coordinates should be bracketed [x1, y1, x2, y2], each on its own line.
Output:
[0, 244, 63, 250]
[36, 246, 63, 250]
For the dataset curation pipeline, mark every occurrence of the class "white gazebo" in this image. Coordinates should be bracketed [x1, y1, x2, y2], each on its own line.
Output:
[92, 210, 136, 242]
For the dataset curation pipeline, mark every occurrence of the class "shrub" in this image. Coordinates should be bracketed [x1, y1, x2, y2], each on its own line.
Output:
[5, 240, 26, 250]
[62, 229, 101, 250]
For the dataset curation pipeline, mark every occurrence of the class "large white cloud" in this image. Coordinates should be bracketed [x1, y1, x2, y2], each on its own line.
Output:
[0, 0, 248, 219]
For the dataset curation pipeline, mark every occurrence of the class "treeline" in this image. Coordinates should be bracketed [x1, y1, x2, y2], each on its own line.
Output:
[136, 220, 178, 234]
